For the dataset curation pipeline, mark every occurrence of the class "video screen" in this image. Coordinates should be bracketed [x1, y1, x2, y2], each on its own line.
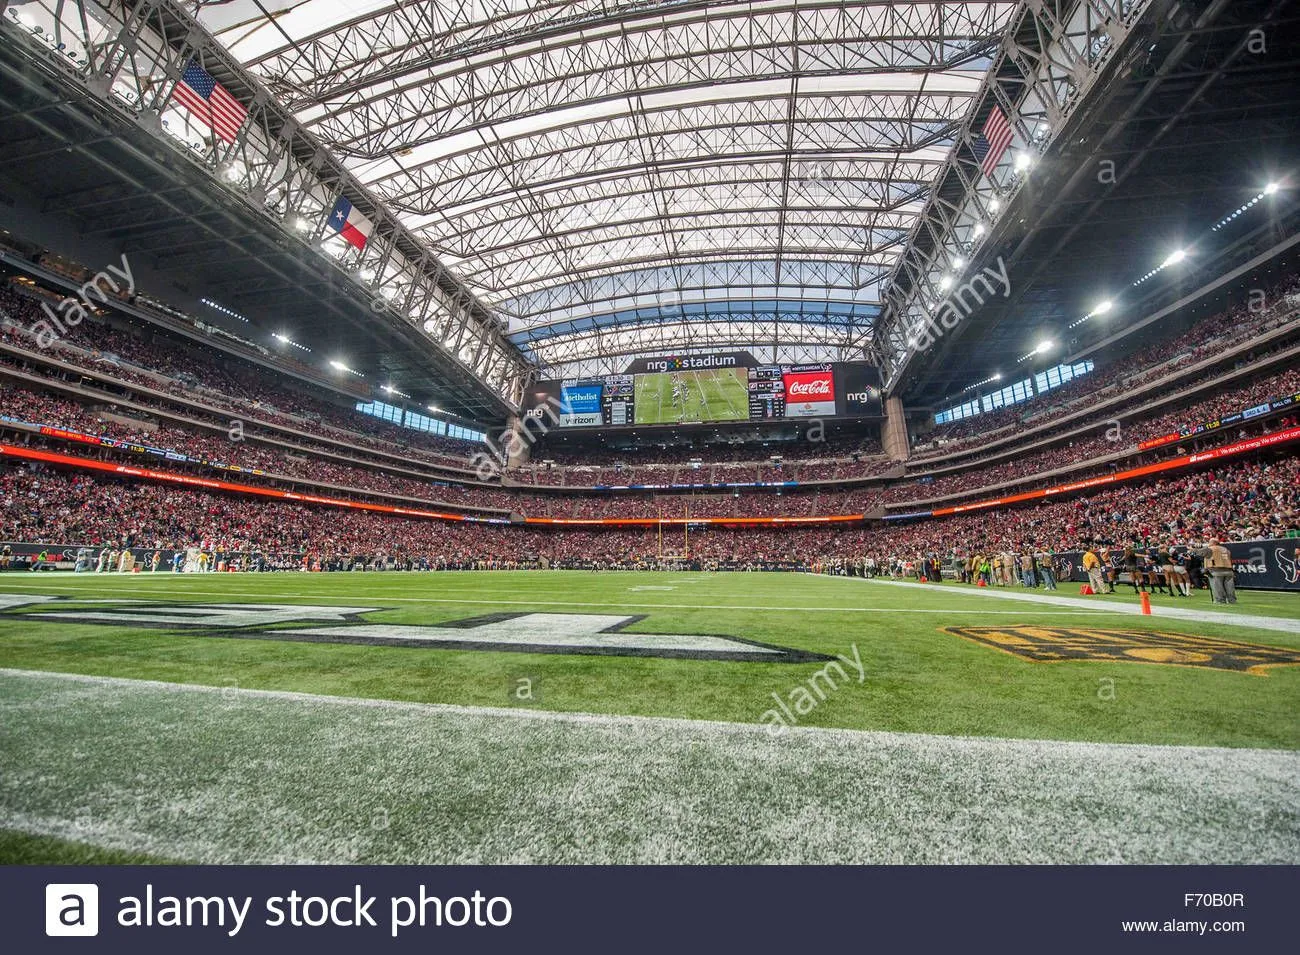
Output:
[526, 359, 881, 427]
[633, 368, 750, 424]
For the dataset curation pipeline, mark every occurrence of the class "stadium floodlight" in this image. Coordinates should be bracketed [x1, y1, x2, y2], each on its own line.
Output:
[1093, 299, 1113, 315]
[427, 404, 440, 413]
[992, 372, 1002, 380]
[329, 360, 346, 370]
[952, 256, 965, 270]
[1036, 340, 1054, 354]
[1264, 181, 1279, 195]
[938, 275, 954, 291]
[1013, 152, 1032, 172]
[972, 223, 986, 238]
[1161, 248, 1186, 268]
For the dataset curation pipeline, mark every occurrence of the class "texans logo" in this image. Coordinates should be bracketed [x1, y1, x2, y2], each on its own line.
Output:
[1276, 548, 1300, 585]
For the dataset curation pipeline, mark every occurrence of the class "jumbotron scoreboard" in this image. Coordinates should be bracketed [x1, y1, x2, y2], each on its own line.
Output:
[524, 352, 882, 428]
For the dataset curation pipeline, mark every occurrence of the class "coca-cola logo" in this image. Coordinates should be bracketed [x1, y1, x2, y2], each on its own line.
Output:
[787, 378, 831, 397]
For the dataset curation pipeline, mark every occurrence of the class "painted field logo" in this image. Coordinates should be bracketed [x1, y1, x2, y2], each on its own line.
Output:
[3, 596, 828, 663]
[943, 625, 1300, 673]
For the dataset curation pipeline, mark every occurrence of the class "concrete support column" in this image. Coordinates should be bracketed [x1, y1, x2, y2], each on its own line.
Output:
[505, 414, 532, 469]
[882, 396, 910, 461]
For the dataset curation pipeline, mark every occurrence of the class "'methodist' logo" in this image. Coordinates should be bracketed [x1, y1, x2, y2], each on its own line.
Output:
[46, 884, 99, 936]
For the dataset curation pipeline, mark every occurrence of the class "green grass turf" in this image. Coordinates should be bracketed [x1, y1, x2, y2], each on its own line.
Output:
[1, 570, 1297, 749]
[633, 369, 748, 424]
[0, 830, 170, 864]
[6, 669, 1296, 864]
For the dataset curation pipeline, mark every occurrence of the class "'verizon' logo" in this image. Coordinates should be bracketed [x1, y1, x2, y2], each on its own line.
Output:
[2, 596, 829, 663]
[943, 625, 1300, 673]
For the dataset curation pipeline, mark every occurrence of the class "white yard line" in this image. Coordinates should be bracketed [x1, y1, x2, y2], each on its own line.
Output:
[1, 668, 1296, 864]
[855, 577, 1300, 635]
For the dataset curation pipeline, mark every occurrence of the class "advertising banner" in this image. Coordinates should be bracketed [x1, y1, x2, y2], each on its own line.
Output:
[782, 369, 836, 417]
[1056, 537, 1300, 591]
[834, 362, 884, 417]
[521, 359, 884, 428]
[558, 382, 603, 427]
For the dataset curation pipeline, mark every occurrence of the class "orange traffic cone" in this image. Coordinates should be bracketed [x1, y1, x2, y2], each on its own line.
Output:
[1139, 592, 1152, 615]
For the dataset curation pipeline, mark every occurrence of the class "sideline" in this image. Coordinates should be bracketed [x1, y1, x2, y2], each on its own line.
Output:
[2, 667, 1296, 865]
[856, 577, 1300, 635]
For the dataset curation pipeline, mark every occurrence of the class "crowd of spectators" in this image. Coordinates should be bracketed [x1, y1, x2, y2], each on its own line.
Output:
[0, 284, 481, 468]
[2, 449, 1294, 569]
[512, 452, 895, 488]
[5, 361, 1298, 521]
[0, 382, 514, 509]
[912, 273, 1300, 457]
[886, 366, 1300, 505]
[3, 380, 883, 516]
[864, 453, 1300, 570]
[3, 257, 1299, 532]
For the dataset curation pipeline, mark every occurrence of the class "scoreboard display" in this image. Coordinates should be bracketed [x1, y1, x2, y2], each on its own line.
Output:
[526, 354, 882, 429]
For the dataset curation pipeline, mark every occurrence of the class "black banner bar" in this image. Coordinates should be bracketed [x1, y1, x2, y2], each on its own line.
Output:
[5, 866, 1292, 952]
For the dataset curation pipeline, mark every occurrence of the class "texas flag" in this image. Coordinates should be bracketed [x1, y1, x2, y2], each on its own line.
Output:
[327, 195, 373, 250]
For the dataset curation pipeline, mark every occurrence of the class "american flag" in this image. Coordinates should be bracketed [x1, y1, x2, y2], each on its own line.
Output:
[971, 104, 1014, 177]
[171, 60, 247, 144]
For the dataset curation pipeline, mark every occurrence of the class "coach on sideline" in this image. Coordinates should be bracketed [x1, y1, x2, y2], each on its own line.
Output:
[1203, 539, 1237, 605]
[1083, 546, 1110, 594]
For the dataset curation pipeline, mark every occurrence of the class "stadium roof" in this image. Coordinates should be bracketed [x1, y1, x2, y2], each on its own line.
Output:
[196, 0, 1017, 376]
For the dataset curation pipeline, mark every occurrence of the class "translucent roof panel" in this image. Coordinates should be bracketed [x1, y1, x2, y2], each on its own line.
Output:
[201, 0, 1018, 374]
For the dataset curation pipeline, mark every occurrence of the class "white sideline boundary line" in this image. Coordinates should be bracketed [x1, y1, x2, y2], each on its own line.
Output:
[0, 666, 1284, 754]
[853, 577, 1300, 635]
[3, 670, 1298, 864]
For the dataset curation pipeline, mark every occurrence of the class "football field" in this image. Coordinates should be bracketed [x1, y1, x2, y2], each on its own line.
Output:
[633, 369, 749, 423]
[1, 571, 1297, 864]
